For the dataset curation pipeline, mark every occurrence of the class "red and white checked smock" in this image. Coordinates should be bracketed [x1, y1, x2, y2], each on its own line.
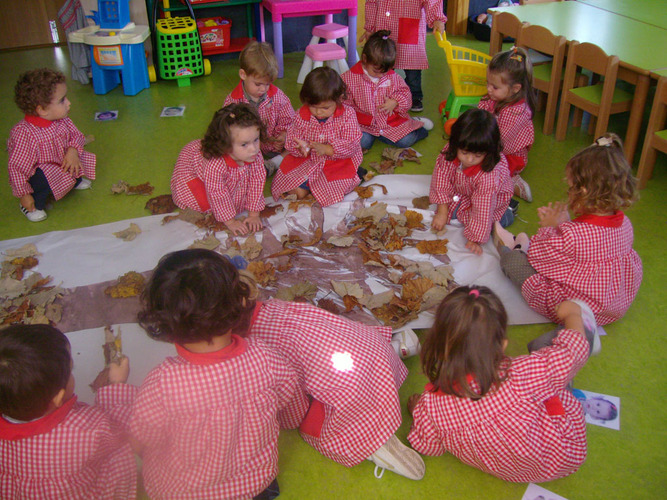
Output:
[429, 147, 513, 244]
[478, 98, 534, 175]
[223, 81, 295, 155]
[0, 384, 138, 499]
[7, 114, 96, 200]
[171, 139, 266, 222]
[271, 105, 362, 207]
[364, 0, 446, 70]
[342, 62, 423, 142]
[248, 300, 408, 467]
[524, 212, 642, 325]
[408, 328, 588, 483]
[130, 335, 300, 500]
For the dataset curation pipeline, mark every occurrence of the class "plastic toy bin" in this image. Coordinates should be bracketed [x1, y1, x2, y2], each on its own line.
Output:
[197, 17, 231, 51]
[155, 16, 205, 86]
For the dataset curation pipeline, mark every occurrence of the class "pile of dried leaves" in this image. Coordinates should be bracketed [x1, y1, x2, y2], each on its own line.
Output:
[368, 147, 421, 174]
[0, 244, 63, 326]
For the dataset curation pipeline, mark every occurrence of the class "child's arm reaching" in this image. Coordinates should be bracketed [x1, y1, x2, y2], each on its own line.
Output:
[556, 301, 586, 339]
[432, 204, 448, 231]
[425, 0, 447, 34]
[244, 212, 262, 232]
[361, 0, 377, 43]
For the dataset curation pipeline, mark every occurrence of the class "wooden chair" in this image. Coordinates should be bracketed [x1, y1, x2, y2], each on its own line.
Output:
[489, 12, 525, 56]
[516, 24, 566, 135]
[555, 41, 634, 143]
[637, 76, 667, 189]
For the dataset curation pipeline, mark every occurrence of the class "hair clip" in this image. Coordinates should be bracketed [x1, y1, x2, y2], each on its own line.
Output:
[509, 47, 523, 62]
[469, 289, 479, 298]
[229, 112, 236, 118]
[595, 136, 613, 147]
[382, 35, 388, 40]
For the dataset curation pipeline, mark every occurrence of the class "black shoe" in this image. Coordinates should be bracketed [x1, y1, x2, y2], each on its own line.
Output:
[357, 166, 368, 181]
[410, 100, 423, 112]
[509, 198, 519, 215]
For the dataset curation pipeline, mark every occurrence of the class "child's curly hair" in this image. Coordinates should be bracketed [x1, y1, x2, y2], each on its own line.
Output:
[566, 133, 638, 215]
[201, 103, 267, 159]
[14, 68, 65, 115]
[239, 40, 279, 81]
[362, 30, 396, 73]
[138, 249, 257, 344]
[300, 67, 347, 106]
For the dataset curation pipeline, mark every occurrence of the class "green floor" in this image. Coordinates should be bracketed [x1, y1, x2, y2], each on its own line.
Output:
[0, 36, 666, 499]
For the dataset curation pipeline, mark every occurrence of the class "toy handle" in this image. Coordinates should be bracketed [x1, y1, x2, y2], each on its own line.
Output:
[434, 30, 447, 47]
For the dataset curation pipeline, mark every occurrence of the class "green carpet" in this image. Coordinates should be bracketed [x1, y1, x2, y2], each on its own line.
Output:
[0, 35, 665, 499]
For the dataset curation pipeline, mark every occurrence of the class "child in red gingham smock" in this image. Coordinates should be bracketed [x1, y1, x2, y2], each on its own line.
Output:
[171, 103, 267, 236]
[479, 46, 535, 201]
[495, 134, 642, 336]
[271, 67, 363, 207]
[0, 325, 137, 499]
[223, 41, 295, 175]
[8, 68, 95, 222]
[132, 250, 302, 500]
[361, 0, 446, 111]
[407, 287, 590, 483]
[430, 108, 513, 255]
[343, 30, 428, 150]
[247, 299, 425, 480]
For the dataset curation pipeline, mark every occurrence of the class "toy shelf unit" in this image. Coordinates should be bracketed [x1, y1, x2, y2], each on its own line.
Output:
[68, 0, 150, 96]
[156, 0, 260, 55]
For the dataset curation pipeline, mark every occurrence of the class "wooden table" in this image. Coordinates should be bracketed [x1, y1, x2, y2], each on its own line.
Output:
[260, 0, 359, 78]
[491, 1, 667, 162]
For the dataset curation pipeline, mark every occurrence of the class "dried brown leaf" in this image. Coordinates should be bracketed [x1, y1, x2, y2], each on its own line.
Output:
[415, 239, 449, 255]
[293, 227, 323, 247]
[342, 294, 362, 312]
[404, 210, 425, 229]
[113, 223, 142, 241]
[287, 194, 317, 213]
[4, 244, 40, 259]
[275, 281, 318, 302]
[412, 196, 431, 210]
[331, 281, 364, 299]
[265, 248, 299, 259]
[246, 261, 276, 286]
[241, 235, 263, 260]
[360, 290, 396, 310]
[327, 236, 355, 247]
[317, 298, 341, 315]
[260, 204, 284, 218]
[104, 271, 145, 298]
[402, 277, 435, 302]
[145, 194, 177, 215]
[189, 234, 221, 251]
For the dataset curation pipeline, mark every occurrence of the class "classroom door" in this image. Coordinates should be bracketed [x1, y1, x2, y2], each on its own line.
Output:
[0, 0, 66, 50]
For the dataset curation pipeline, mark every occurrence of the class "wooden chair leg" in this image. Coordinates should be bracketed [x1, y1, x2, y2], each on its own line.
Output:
[543, 91, 558, 136]
[588, 115, 597, 136]
[573, 108, 583, 128]
[637, 143, 657, 189]
[556, 100, 571, 140]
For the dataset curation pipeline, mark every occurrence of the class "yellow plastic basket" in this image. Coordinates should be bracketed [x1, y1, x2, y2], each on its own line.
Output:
[435, 31, 491, 97]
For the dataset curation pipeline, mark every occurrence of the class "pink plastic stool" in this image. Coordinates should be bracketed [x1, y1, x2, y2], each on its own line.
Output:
[310, 22, 350, 53]
[297, 43, 349, 84]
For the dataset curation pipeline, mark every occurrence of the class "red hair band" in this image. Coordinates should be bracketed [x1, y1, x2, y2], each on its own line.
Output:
[469, 289, 479, 298]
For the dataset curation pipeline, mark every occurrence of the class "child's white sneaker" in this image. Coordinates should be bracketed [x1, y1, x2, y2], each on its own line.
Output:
[492, 221, 515, 251]
[513, 175, 532, 202]
[391, 329, 420, 359]
[368, 434, 425, 480]
[75, 178, 92, 190]
[414, 116, 434, 130]
[20, 204, 47, 222]
[569, 299, 601, 355]
[514, 232, 530, 252]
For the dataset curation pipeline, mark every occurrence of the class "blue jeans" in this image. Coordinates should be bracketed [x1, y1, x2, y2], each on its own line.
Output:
[404, 69, 423, 102]
[27, 168, 53, 210]
[451, 204, 514, 227]
[360, 127, 429, 149]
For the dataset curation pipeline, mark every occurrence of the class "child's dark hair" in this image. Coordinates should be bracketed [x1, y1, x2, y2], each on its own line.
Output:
[362, 30, 396, 73]
[14, 68, 66, 115]
[566, 133, 638, 215]
[487, 46, 536, 115]
[300, 67, 347, 106]
[201, 103, 267, 159]
[421, 286, 508, 400]
[239, 40, 279, 80]
[444, 108, 501, 172]
[138, 249, 256, 344]
[0, 324, 71, 421]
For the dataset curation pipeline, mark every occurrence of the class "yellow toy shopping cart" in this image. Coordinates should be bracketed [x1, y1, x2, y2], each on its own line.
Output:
[435, 31, 491, 136]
